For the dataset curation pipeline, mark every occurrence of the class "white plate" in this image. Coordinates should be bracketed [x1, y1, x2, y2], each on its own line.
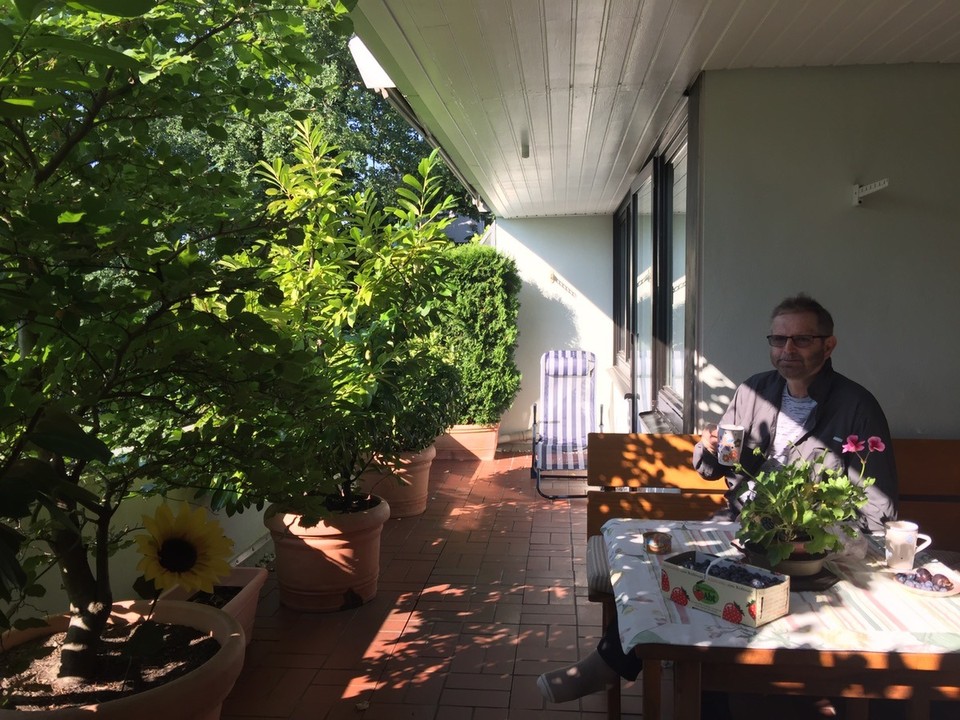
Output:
[890, 563, 960, 598]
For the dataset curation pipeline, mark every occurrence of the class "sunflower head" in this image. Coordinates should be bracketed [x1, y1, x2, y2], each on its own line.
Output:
[135, 504, 234, 594]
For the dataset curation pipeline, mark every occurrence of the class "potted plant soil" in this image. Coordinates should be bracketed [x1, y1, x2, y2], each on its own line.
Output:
[434, 243, 522, 460]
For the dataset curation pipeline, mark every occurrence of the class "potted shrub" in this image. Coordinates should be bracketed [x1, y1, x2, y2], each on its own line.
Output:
[0, 0, 362, 697]
[357, 350, 461, 517]
[735, 435, 884, 575]
[434, 243, 522, 460]
[211, 120, 458, 610]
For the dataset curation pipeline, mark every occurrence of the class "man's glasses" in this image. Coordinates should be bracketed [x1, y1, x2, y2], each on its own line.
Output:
[766, 334, 829, 348]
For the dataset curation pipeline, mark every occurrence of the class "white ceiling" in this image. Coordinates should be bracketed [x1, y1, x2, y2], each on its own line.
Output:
[351, 0, 960, 219]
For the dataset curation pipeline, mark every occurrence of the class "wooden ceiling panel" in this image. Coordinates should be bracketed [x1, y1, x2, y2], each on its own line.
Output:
[353, 0, 960, 218]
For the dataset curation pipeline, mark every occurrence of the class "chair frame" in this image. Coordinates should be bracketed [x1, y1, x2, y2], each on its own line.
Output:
[531, 349, 602, 500]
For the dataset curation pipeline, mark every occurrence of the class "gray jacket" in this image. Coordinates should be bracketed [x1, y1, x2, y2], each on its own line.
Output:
[693, 359, 898, 533]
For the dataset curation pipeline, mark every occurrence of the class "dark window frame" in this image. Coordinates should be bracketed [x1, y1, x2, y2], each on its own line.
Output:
[612, 100, 691, 432]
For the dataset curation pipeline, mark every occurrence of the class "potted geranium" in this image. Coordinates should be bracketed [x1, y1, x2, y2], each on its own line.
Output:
[735, 435, 883, 573]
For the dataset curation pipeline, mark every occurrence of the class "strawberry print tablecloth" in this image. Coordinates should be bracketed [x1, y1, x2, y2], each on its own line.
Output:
[603, 518, 960, 656]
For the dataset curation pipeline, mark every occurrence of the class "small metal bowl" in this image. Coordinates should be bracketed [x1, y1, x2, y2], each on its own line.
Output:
[644, 531, 672, 554]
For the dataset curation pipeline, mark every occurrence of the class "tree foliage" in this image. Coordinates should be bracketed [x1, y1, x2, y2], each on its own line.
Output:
[0, 0, 460, 683]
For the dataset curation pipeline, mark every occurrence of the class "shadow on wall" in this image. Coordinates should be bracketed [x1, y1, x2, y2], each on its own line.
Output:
[503, 278, 582, 433]
[697, 356, 737, 426]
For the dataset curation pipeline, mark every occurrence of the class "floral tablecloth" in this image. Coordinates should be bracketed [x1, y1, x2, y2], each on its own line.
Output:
[603, 518, 960, 656]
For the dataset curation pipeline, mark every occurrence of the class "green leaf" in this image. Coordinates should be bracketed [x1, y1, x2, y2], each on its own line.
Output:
[23, 583, 46, 598]
[58, 211, 85, 224]
[132, 574, 160, 600]
[22, 35, 141, 71]
[128, 620, 166, 657]
[0, 70, 100, 91]
[12, 616, 52, 631]
[72, 0, 157, 17]
[0, 524, 28, 598]
[0, 95, 64, 119]
[329, 15, 354, 36]
[225, 294, 245, 317]
[0, 24, 17, 55]
[0, 463, 46, 518]
[258, 283, 284, 307]
[26, 410, 111, 463]
[206, 123, 229, 141]
[13, 0, 49, 20]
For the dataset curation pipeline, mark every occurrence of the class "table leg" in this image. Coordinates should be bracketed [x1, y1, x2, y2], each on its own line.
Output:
[846, 698, 869, 720]
[673, 660, 702, 720]
[907, 687, 932, 720]
[642, 660, 662, 720]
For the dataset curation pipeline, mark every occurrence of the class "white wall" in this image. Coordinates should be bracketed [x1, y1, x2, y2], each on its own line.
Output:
[696, 64, 960, 437]
[483, 217, 618, 437]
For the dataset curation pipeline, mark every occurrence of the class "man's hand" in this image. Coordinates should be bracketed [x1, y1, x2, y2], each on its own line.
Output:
[701, 423, 718, 455]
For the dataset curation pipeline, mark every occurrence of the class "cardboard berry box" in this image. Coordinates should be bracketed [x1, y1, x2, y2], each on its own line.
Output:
[659, 550, 791, 627]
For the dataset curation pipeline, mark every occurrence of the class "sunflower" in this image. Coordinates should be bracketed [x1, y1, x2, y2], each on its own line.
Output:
[135, 504, 234, 594]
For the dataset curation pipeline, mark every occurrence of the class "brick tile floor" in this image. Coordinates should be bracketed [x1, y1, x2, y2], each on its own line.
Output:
[220, 453, 644, 719]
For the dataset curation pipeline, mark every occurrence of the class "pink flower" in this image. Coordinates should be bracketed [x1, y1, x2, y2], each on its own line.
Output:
[842, 435, 865, 454]
[867, 436, 885, 453]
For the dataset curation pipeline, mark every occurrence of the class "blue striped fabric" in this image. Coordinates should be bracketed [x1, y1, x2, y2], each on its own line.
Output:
[537, 350, 596, 472]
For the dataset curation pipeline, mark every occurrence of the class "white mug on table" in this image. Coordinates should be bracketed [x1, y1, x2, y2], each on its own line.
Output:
[884, 520, 932, 571]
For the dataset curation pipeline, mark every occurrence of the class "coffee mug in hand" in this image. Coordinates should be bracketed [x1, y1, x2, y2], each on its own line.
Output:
[717, 424, 745, 466]
[884, 520, 932, 571]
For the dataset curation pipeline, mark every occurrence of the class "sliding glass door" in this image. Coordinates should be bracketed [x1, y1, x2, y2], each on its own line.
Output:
[613, 113, 690, 431]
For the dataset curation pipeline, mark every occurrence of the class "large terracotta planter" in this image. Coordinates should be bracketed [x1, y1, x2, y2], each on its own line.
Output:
[160, 566, 268, 646]
[434, 423, 500, 461]
[264, 497, 391, 612]
[356, 444, 436, 518]
[0, 599, 245, 720]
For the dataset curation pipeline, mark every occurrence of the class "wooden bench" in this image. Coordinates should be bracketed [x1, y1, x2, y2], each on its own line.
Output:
[585, 433, 960, 720]
[892, 438, 960, 552]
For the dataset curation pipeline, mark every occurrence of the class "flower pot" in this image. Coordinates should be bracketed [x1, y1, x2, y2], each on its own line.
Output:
[739, 541, 828, 577]
[160, 566, 268, 646]
[356, 444, 436, 518]
[774, 552, 828, 577]
[434, 423, 500, 461]
[263, 496, 391, 612]
[0, 599, 245, 720]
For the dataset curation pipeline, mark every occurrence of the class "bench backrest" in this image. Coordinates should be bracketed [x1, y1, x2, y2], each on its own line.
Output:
[585, 434, 960, 550]
[586, 433, 727, 537]
[892, 438, 960, 551]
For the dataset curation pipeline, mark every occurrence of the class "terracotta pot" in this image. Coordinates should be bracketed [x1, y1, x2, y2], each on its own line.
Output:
[356, 444, 436, 518]
[160, 566, 268, 646]
[434, 423, 500, 461]
[264, 496, 391, 612]
[0, 599, 245, 720]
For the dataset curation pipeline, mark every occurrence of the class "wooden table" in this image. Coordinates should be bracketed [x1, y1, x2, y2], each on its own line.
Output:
[603, 519, 960, 720]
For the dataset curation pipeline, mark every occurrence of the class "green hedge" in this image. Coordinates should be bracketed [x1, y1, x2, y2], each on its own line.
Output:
[439, 243, 522, 426]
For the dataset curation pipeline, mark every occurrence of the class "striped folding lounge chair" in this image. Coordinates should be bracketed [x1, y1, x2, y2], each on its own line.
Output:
[532, 349, 602, 499]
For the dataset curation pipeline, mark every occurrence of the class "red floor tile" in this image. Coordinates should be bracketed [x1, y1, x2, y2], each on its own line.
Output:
[221, 453, 625, 720]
